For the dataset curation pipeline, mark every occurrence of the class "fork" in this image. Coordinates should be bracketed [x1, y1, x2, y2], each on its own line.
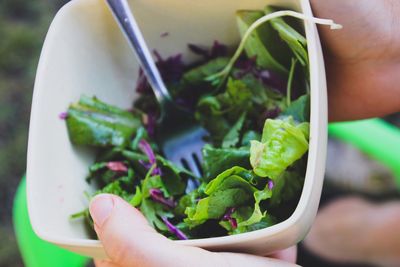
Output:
[106, 0, 209, 185]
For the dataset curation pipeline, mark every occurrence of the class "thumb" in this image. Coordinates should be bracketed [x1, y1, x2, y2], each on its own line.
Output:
[89, 194, 207, 267]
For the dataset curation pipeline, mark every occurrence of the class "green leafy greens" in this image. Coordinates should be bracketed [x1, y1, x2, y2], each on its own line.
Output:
[66, 5, 315, 240]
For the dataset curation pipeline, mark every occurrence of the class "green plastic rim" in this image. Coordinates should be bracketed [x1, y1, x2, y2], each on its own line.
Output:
[329, 118, 400, 189]
[12, 177, 89, 267]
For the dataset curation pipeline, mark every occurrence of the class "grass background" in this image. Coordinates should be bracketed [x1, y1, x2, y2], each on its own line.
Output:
[0, 1, 69, 266]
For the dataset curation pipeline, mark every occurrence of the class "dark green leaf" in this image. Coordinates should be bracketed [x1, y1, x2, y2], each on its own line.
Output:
[250, 117, 309, 179]
[222, 112, 246, 148]
[66, 96, 141, 147]
[265, 6, 308, 67]
[183, 57, 230, 85]
[236, 10, 289, 74]
[283, 94, 310, 122]
[185, 188, 250, 227]
[202, 144, 251, 181]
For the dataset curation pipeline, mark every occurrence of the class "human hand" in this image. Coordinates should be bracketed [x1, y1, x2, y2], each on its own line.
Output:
[89, 194, 298, 267]
[304, 197, 400, 267]
[310, 0, 400, 121]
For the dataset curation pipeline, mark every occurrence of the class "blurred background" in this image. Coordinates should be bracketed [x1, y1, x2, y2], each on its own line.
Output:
[0, 1, 69, 266]
[0, 1, 398, 267]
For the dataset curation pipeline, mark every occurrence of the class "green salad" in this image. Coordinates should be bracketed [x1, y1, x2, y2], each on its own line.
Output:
[66, 6, 312, 240]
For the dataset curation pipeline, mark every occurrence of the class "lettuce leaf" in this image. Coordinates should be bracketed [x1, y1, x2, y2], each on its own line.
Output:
[237, 185, 272, 227]
[250, 117, 309, 179]
[185, 167, 257, 227]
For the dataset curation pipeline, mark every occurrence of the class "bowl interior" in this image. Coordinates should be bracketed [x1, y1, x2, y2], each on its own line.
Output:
[28, 0, 320, 248]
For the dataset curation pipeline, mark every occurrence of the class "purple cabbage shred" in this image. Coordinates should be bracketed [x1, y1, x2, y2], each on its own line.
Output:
[222, 207, 237, 229]
[153, 50, 185, 84]
[233, 56, 258, 78]
[149, 188, 176, 208]
[187, 43, 209, 58]
[135, 51, 185, 93]
[59, 112, 68, 120]
[139, 139, 156, 163]
[188, 41, 228, 60]
[233, 56, 288, 95]
[143, 112, 157, 138]
[262, 107, 281, 120]
[138, 139, 162, 175]
[135, 68, 149, 94]
[210, 41, 228, 58]
[268, 180, 274, 190]
[106, 161, 128, 172]
[162, 217, 188, 240]
[257, 70, 287, 95]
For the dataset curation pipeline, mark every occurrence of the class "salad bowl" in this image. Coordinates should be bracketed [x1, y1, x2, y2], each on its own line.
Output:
[27, 0, 327, 258]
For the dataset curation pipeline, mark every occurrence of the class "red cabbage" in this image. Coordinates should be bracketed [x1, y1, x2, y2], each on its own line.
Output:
[268, 180, 274, 190]
[106, 161, 128, 172]
[138, 139, 162, 175]
[188, 41, 228, 60]
[59, 112, 68, 120]
[222, 207, 237, 229]
[135, 51, 185, 94]
[149, 188, 176, 208]
[162, 217, 188, 240]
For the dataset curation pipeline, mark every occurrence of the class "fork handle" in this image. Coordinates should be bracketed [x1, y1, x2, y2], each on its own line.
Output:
[106, 0, 173, 106]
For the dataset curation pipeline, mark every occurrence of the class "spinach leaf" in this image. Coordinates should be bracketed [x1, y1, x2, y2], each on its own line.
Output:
[140, 198, 172, 231]
[157, 156, 191, 196]
[265, 6, 308, 67]
[283, 94, 310, 122]
[185, 167, 259, 227]
[205, 166, 257, 194]
[66, 96, 141, 147]
[202, 144, 251, 181]
[138, 169, 173, 231]
[236, 10, 289, 74]
[185, 188, 251, 227]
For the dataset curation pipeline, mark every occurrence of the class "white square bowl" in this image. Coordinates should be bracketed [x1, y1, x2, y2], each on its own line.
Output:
[27, 0, 327, 259]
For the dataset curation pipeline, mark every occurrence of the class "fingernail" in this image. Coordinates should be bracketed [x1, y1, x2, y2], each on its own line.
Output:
[89, 194, 114, 227]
